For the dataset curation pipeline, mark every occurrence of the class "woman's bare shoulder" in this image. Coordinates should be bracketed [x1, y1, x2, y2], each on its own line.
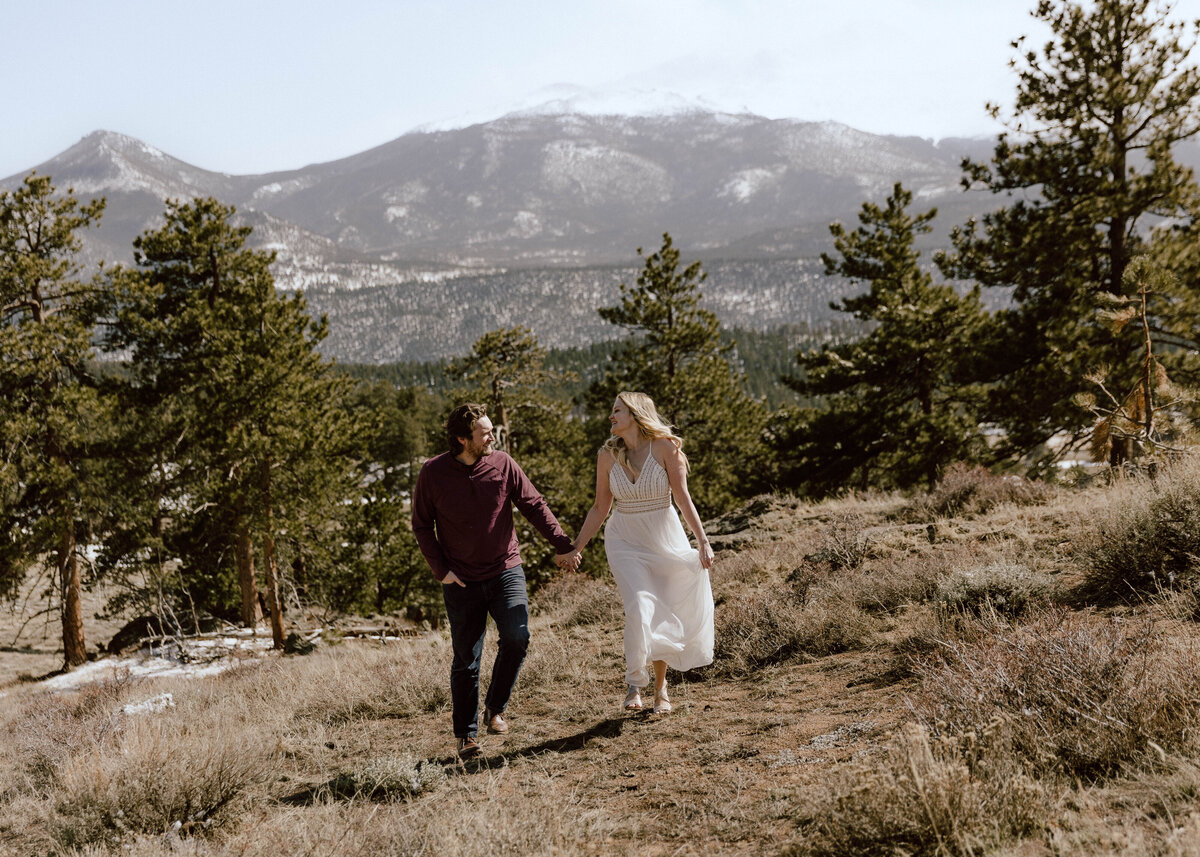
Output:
[654, 437, 684, 462]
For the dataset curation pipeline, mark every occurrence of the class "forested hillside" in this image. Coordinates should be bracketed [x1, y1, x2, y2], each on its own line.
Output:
[4, 0, 1200, 683]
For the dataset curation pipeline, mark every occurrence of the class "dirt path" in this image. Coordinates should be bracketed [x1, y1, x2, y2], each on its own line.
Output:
[345, 639, 917, 855]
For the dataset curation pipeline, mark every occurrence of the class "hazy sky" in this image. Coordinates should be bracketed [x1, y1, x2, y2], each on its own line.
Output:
[2, 1, 1197, 180]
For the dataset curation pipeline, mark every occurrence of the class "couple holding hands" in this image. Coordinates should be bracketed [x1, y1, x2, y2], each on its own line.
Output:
[412, 393, 715, 759]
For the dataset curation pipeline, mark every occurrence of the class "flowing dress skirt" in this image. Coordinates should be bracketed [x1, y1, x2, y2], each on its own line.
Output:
[604, 505, 714, 687]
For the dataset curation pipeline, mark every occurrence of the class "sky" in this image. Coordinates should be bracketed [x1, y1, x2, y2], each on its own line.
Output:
[1, 0, 1196, 180]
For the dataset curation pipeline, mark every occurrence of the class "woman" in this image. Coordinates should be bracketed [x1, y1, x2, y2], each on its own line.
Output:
[569, 392, 715, 713]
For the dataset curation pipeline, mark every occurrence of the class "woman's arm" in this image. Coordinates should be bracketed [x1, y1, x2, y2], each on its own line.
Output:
[658, 439, 715, 569]
[572, 450, 616, 554]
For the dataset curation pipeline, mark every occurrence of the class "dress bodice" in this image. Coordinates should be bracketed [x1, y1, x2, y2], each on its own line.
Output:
[610, 449, 671, 513]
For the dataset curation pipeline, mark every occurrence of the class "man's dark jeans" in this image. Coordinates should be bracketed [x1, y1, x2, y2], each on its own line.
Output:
[442, 565, 531, 739]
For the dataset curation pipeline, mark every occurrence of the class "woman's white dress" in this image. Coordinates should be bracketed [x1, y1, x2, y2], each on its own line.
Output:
[605, 451, 714, 687]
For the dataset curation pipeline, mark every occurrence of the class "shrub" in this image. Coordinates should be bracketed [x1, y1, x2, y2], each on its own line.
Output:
[803, 513, 874, 572]
[910, 607, 1200, 779]
[890, 602, 1003, 671]
[333, 754, 447, 801]
[913, 463, 1050, 520]
[933, 560, 1055, 617]
[794, 723, 1048, 857]
[1078, 457, 1200, 601]
[840, 553, 945, 615]
[712, 587, 875, 677]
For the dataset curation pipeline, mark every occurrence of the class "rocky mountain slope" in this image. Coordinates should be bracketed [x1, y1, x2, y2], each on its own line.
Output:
[3, 113, 1003, 360]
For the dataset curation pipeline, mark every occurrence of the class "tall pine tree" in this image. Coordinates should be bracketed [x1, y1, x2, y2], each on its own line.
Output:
[0, 174, 106, 667]
[939, 0, 1200, 465]
[591, 233, 763, 515]
[448, 326, 594, 584]
[779, 184, 991, 493]
[103, 198, 358, 646]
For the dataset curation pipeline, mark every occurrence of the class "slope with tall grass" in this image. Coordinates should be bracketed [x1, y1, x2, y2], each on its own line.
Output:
[3, 462, 1200, 855]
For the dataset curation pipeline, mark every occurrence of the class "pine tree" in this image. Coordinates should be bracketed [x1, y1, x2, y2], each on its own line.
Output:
[446, 326, 572, 454]
[1146, 217, 1200, 408]
[448, 327, 594, 584]
[939, 0, 1200, 465]
[0, 174, 106, 667]
[103, 198, 358, 646]
[779, 184, 991, 493]
[591, 233, 764, 515]
[321, 381, 444, 617]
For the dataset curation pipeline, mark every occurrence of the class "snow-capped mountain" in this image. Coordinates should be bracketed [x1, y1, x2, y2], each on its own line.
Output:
[6, 114, 993, 271]
[2, 113, 1002, 361]
[415, 84, 738, 132]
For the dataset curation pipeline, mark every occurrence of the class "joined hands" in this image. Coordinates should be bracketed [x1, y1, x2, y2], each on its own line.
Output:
[555, 549, 582, 572]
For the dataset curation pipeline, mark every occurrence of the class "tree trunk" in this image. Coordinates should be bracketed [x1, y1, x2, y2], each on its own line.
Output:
[263, 532, 285, 650]
[58, 517, 87, 667]
[236, 525, 261, 628]
[492, 376, 509, 452]
[260, 458, 285, 650]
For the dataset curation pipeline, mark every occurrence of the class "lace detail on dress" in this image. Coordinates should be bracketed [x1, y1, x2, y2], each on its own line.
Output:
[611, 451, 671, 514]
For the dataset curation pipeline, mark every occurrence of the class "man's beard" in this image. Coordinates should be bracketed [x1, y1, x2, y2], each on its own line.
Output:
[467, 439, 493, 459]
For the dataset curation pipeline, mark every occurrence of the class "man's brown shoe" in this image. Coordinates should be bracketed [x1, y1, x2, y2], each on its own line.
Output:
[457, 736, 482, 759]
[485, 708, 509, 734]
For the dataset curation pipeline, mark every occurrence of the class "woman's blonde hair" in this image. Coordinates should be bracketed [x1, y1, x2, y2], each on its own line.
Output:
[602, 391, 688, 471]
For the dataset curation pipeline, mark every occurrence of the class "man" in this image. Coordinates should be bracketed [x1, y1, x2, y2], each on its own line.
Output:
[412, 403, 579, 759]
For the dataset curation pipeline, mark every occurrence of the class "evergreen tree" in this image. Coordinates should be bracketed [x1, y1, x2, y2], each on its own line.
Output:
[103, 198, 358, 646]
[939, 0, 1200, 465]
[448, 327, 595, 584]
[591, 233, 764, 516]
[778, 184, 991, 493]
[446, 326, 570, 454]
[320, 381, 444, 617]
[0, 174, 106, 667]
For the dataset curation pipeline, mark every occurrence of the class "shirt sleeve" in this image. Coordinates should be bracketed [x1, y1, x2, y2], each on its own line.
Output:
[509, 458, 575, 554]
[411, 463, 450, 581]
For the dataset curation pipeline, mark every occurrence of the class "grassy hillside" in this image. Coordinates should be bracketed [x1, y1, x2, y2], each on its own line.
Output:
[3, 462, 1200, 855]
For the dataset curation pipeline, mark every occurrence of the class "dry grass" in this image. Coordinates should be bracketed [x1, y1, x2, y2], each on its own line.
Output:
[910, 606, 1200, 779]
[794, 723, 1050, 857]
[531, 570, 623, 628]
[285, 641, 451, 724]
[1, 666, 281, 851]
[7, 469, 1200, 855]
[711, 587, 876, 677]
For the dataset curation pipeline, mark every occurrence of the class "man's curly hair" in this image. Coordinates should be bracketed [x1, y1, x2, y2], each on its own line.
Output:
[445, 403, 488, 455]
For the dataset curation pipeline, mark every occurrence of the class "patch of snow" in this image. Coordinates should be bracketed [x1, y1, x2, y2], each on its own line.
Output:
[34, 630, 277, 694]
[250, 178, 314, 201]
[511, 210, 541, 238]
[122, 691, 174, 715]
[138, 142, 167, 161]
[505, 84, 719, 120]
[411, 84, 754, 133]
[719, 167, 780, 202]
[915, 183, 959, 199]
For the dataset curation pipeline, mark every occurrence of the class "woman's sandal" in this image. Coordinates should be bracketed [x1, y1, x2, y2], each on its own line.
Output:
[653, 686, 671, 714]
[624, 685, 643, 711]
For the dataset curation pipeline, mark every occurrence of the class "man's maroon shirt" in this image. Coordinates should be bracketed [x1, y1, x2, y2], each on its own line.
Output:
[412, 450, 574, 582]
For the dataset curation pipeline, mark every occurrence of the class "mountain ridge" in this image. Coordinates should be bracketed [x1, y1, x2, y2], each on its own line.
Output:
[4, 115, 994, 269]
[2, 113, 1003, 362]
